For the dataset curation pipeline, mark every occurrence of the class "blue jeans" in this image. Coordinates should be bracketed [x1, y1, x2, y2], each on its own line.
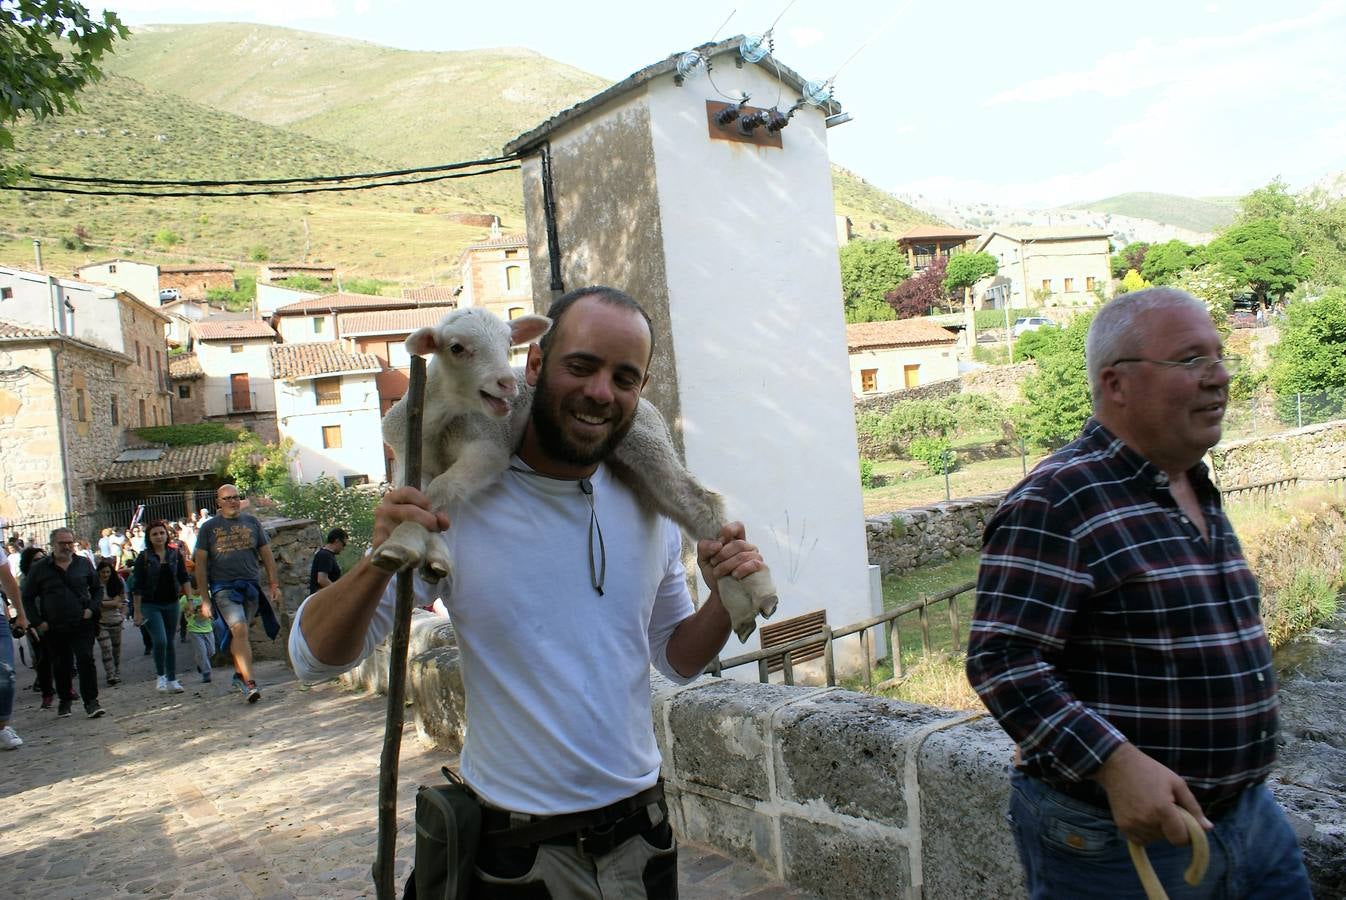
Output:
[190, 631, 215, 676]
[141, 601, 178, 679]
[0, 631, 14, 720]
[1008, 772, 1312, 899]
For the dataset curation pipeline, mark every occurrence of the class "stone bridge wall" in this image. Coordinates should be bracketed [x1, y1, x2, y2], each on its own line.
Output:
[1210, 419, 1346, 485]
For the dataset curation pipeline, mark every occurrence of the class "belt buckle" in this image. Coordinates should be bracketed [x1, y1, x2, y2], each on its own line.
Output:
[576, 821, 617, 858]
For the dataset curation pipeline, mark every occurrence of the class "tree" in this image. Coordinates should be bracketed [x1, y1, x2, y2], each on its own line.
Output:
[1020, 312, 1095, 449]
[1117, 269, 1150, 296]
[1170, 266, 1242, 332]
[0, 1, 128, 181]
[1205, 219, 1306, 306]
[1140, 240, 1199, 285]
[943, 252, 998, 309]
[1111, 242, 1150, 278]
[839, 240, 909, 323]
[219, 431, 294, 498]
[1237, 177, 1297, 225]
[885, 256, 949, 319]
[1268, 289, 1346, 423]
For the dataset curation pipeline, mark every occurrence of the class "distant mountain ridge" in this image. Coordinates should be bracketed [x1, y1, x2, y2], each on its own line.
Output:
[1063, 192, 1237, 234]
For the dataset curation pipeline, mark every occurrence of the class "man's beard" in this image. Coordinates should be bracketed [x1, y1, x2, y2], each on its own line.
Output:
[530, 364, 637, 468]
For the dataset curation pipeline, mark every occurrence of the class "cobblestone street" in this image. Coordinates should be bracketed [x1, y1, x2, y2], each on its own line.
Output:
[1, 630, 813, 899]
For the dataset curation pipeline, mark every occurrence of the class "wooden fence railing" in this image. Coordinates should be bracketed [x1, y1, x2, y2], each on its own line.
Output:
[707, 580, 978, 688]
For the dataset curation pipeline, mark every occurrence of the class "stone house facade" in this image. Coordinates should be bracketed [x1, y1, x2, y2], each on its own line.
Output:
[190, 319, 279, 443]
[159, 263, 235, 301]
[168, 352, 206, 424]
[0, 323, 133, 527]
[456, 230, 532, 324]
[117, 293, 174, 428]
[976, 228, 1113, 309]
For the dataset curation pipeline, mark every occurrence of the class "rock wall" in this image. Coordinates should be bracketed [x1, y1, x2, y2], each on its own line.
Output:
[1211, 420, 1346, 485]
[246, 516, 321, 662]
[958, 362, 1036, 399]
[865, 495, 1004, 578]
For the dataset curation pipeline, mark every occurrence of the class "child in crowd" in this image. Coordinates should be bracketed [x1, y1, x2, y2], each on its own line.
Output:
[181, 593, 215, 683]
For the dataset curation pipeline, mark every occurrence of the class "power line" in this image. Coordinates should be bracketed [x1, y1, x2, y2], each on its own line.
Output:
[1, 163, 522, 198]
[23, 153, 522, 188]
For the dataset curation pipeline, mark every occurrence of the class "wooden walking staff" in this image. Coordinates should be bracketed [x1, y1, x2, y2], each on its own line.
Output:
[372, 355, 426, 900]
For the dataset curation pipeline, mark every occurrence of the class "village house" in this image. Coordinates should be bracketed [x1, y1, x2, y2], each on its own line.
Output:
[895, 226, 984, 273]
[337, 307, 449, 481]
[256, 282, 318, 318]
[76, 258, 160, 308]
[269, 292, 455, 344]
[845, 318, 960, 395]
[0, 266, 173, 529]
[259, 263, 336, 284]
[159, 263, 236, 301]
[158, 296, 211, 347]
[270, 343, 384, 486]
[455, 228, 532, 323]
[168, 351, 206, 423]
[188, 318, 279, 442]
[976, 227, 1113, 308]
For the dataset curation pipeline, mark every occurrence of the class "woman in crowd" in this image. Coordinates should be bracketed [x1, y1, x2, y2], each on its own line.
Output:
[131, 521, 191, 693]
[95, 559, 126, 686]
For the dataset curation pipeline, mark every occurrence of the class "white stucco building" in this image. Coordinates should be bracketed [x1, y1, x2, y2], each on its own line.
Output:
[189, 319, 279, 440]
[845, 319, 959, 395]
[76, 258, 161, 309]
[505, 38, 875, 672]
[270, 343, 384, 486]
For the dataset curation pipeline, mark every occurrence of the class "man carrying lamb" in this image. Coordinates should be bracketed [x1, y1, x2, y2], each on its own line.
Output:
[290, 285, 764, 898]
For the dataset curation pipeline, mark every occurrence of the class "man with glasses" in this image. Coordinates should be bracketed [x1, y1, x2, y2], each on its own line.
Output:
[195, 484, 281, 703]
[967, 288, 1311, 897]
[22, 528, 105, 719]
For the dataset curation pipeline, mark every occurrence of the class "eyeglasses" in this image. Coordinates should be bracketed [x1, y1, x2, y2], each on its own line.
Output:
[1110, 355, 1242, 377]
[218, 494, 244, 502]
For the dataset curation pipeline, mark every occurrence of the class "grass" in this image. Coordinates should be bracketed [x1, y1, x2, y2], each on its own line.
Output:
[861, 454, 1041, 515]
[838, 553, 983, 711]
[832, 165, 946, 234]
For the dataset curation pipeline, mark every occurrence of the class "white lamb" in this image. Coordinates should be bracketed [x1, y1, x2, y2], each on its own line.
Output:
[375, 306, 779, 642]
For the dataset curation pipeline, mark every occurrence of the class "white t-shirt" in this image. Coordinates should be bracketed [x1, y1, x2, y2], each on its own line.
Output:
[290, 459, 696, 814]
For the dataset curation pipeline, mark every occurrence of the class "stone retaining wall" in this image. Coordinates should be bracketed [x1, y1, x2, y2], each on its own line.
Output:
[244, 516, 321, 661]
[865, 494, 1004, 578]
[1211, 419, 1346, 485]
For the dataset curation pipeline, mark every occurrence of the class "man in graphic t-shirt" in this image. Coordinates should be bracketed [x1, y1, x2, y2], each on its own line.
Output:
[195, 484, 280, 703]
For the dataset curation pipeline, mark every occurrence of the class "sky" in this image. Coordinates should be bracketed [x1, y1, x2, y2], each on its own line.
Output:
[96, 0, 1346, 208]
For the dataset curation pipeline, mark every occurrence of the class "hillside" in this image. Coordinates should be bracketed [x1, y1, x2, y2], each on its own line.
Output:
[103, 24, 608, 183]
[1064, 192, 1237, 234]
[832, 167, 945, 235]
[0, 75, 521, 283]
[0, 22, 939, 282]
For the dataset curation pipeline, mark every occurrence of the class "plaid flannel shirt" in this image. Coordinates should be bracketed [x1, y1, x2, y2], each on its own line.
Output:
[966, 419, 1278, 805]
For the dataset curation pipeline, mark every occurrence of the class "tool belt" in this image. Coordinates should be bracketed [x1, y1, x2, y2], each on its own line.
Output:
[479, 781, 666, 858]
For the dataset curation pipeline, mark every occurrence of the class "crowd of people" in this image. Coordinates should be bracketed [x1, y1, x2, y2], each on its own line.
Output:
[1, 492, 315, 749]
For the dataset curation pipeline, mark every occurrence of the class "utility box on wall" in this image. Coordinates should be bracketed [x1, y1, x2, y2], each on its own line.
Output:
[505, 38, 872, 674]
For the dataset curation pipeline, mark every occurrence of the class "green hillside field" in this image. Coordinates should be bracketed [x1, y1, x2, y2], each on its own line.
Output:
[1064, 191, 1237, 233]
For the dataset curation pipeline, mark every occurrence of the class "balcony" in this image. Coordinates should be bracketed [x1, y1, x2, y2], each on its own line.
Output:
[224, 391, 257, 414]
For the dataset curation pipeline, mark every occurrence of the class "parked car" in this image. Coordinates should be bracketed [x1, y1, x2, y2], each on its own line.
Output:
[159, 288, 181, 303]
[1011, 316, 1055, 338]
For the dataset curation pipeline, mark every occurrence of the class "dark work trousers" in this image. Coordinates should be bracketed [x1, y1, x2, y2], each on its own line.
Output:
[28, 631, 54, 699]
[46, 622, 99, 707]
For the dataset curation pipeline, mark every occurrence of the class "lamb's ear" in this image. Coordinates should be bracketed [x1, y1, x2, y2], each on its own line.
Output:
[509, 315, 551, 347]
[406, 327, 439, 356]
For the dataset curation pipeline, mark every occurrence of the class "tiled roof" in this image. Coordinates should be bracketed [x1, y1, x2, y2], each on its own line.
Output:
[401, 285, 459, 301]
[168, 353, 204, 380]
[265, 264, 335, 274]
[339, 308, 449, 335]
[996, 227, 1112, 242]
[0, 320, 55, 339]
[896, 226, 982, 242]
[271, 292, 456, 316]
[100, 442, 235, 483]
[270, 342, 382, 379]
[463, 234, 528, 251]
[846, 318, 958, 351]
[160, 263, 235, 273]
[190, 319, 276, 341]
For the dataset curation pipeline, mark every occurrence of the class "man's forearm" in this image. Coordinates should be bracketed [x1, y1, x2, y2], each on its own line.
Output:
[298, 556, 393, 667]
[665, 591, 732, 678]
[193, 550, 208, 597]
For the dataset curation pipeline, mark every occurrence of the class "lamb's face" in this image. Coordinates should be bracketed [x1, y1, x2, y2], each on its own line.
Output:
[408, 309, 519, 419]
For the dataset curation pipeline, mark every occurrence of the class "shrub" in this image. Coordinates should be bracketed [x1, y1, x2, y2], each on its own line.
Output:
[154, 228, 182, 248]
[860, 459, 875, 489]
[133, 423, 239, 447]
[908, 436, 956, 474]
[945, 393, 1008, 436]
[1228, 367, 1268, 402]
[273, 476, 377, 564]
[1015, 327, 1067, 360]
[972, 344, 1011, 365]
[248, 245, 270, 262]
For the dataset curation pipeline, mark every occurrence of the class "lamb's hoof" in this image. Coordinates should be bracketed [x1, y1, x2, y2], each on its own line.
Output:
[419, 560, 451, 584]
[757, 593, 779, 619]
[732, 620, 757, 643]
[371, 545, 416, 573]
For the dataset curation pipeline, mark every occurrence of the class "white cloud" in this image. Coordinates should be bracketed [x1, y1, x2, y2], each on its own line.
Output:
[105, 0, 340, 25]
[787, 26, 825, 49]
